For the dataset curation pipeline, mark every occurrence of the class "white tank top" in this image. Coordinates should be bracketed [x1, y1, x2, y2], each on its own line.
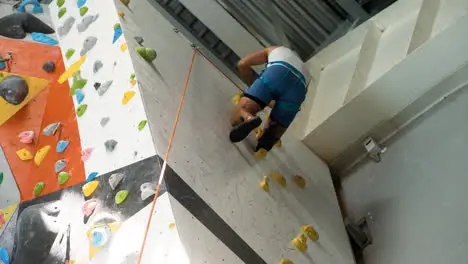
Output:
[267, 46, 309, 84]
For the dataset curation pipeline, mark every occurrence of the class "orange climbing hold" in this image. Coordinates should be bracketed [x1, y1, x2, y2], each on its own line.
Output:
[122, 91, 135, 105]
[16, 148, 33, 161]
[34, 145, 51, 166]
[58, 56, 86, 84]
[82, 180, 99, 197]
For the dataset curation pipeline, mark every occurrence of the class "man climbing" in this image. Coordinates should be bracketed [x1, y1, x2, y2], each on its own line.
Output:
[230, 46, 310, 157]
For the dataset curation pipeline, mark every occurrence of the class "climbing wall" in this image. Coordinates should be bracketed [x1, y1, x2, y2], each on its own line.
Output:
[117, 0, 355, 263]
[0, 0, 354, 263]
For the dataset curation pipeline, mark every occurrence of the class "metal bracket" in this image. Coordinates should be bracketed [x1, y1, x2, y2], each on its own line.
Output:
[363, 137, 387, 162]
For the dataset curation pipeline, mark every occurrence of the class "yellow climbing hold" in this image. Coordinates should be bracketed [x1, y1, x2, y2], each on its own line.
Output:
[293, 175, 306, 189]
[279, 259, 294, 264]
[232, 92, 241, 105]
[272, 172, 286, 188]
[16, 148, 33, 161]
[122, 91, 135, 105]
[130, 79, 136, 86]
[254, 148, 268, 159]
[302, 224, 319, 241]
[82, 180, 99, 197]
[259, 176, 269, 192]
[255, 128, 263, 139]
[58, 56, 86, 84]
[169, 223, 176, 229]
[118, 11, 125, 17]
[292, 233, 307, 253]
[275, 139, 282, 148]
[34, 145, 51, 166]
[120, 43, 128, 52]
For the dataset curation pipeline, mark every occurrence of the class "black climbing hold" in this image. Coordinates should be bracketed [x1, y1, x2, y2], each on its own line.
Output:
[42, 61, 55, 73]
[134, 36, 144, 45]
[0, 13, 54, 39]
[93, 82, 101, 90]
[104, 139, 118, 152]
[0, 75, 29, 105]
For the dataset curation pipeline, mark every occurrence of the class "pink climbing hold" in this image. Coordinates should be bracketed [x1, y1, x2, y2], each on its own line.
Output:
[81, 147, 93, 162]
[18, 131, 34, 144]
[82, 199, 97, 217]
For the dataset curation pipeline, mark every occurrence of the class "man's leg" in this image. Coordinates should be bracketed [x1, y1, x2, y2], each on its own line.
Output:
[230, 96, 262, 127]
[229, 77, 271, 143]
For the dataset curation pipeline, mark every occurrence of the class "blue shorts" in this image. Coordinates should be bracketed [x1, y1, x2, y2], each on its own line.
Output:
[244, 62, 307, 127]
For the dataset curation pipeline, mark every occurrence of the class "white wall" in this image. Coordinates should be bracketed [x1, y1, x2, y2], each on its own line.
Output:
[49, 0, 157, 176]
[342, 81, 468, 264]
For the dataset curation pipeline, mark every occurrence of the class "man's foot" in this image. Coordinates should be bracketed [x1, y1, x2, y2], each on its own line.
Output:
[229, 116, 262, 143]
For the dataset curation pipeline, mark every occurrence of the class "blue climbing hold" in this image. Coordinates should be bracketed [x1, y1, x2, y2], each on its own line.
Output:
[56, 140, 70, 153]
[75, 89, 85, 104]
[31, 32, 58, 46]
[90, 225, 111, 247]
[17, 0, 44, 13]
[86, 172, 98, 182]
[0, 247, 10, 264]
[77, 0, 87, 8]
[0, 56, 5, 70]
[112, 26, 122, 44]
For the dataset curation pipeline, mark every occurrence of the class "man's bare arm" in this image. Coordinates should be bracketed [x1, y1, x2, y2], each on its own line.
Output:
[237, 46, 279, 86]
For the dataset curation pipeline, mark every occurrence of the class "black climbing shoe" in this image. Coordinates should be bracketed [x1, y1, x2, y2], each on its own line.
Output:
[256, 124, 280, 152]
[229, 116, 262, 143]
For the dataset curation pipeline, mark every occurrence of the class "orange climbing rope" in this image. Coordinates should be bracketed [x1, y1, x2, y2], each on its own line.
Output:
[137, 47, 198, 264]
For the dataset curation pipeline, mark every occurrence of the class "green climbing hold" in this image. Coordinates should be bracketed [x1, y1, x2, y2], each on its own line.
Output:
[120, 0, 130, 6]
[65, 49, 75, 60]
[57, 0, 65, 7]
[0, 172, 3, 185]
[138, 120, 147, 131]
[76, 104, 88, 117]
[70, 71, 88, 95]
[115, 190, 129, 205]
[58, 171, 70, 185]
[33, 182, 45, 197]
[136, 47, 157, 62]
[58, 7, 67, 19]
[114, 23, 121, 30]
[80, 6, 88, 16]
[130, 73, 136, 80]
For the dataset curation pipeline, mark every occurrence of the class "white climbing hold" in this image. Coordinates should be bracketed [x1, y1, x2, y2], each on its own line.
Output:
[42, 122, 61, 136]
[109, 172, 124, 190]
[93, 60, 103, 73]
[140, 182, 157, 200]
[97, 80, 113, 96]
[100, 117, 110, 127]
[54, 159, 67, 173]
